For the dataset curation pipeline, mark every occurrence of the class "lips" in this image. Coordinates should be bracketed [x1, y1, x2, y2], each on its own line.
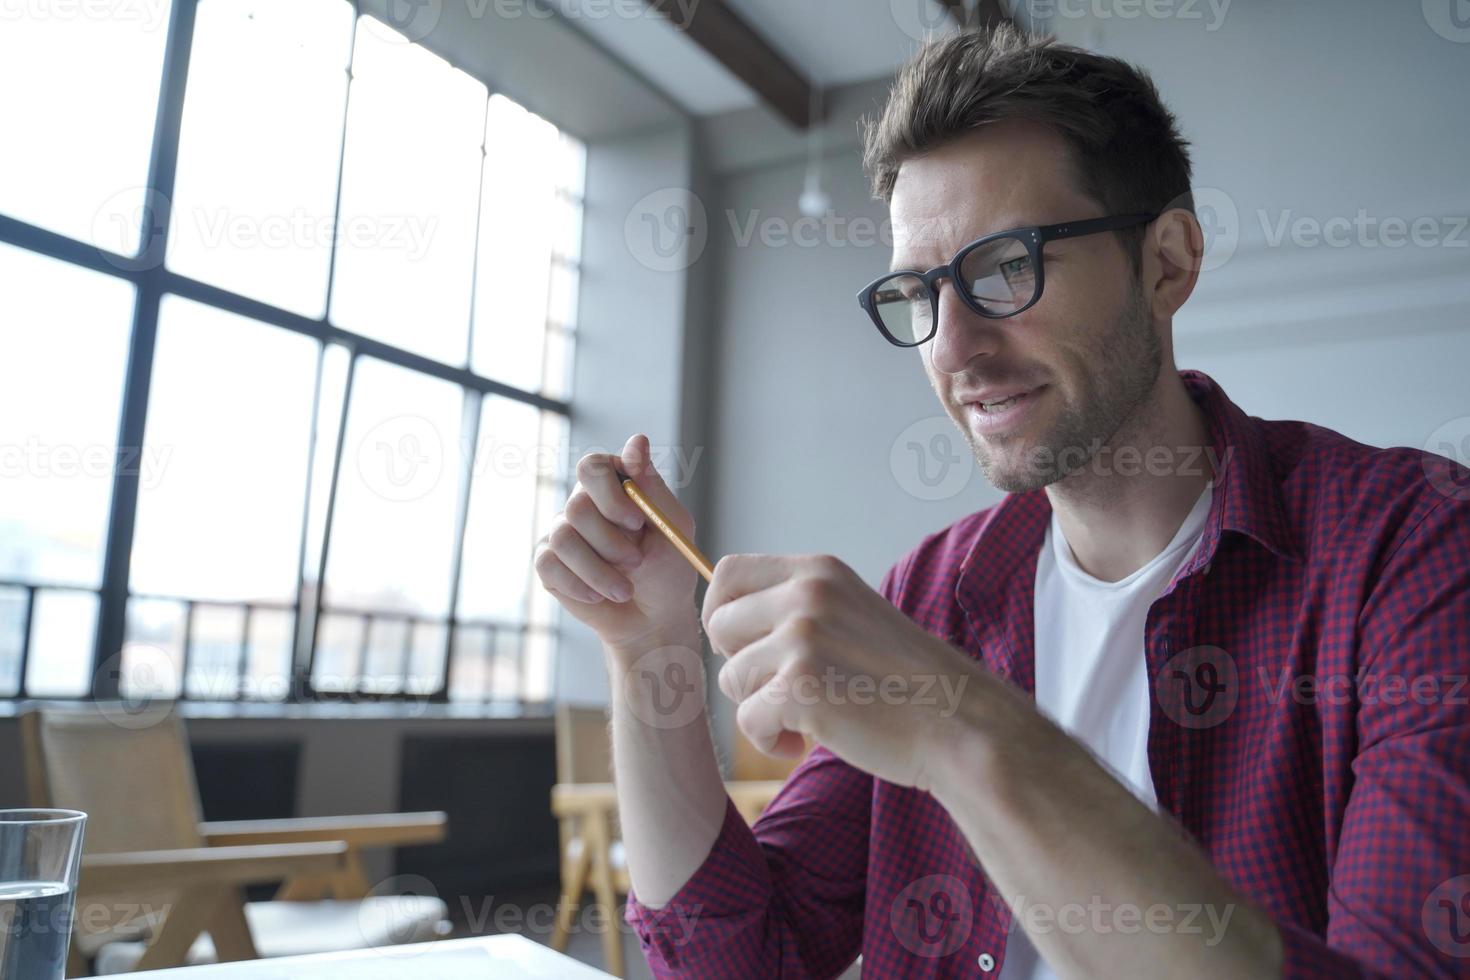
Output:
[961, 385, 1046, 436]
[959, 384, 1043, 410]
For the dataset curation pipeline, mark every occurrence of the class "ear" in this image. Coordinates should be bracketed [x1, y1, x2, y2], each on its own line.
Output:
[1144, 208, 1204, 322]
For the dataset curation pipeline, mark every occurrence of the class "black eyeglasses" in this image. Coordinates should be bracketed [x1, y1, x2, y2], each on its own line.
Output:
[856, 212, 1157, 347]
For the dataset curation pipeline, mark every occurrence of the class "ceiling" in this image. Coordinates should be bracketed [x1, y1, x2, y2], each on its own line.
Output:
[556, 0, 963, 119]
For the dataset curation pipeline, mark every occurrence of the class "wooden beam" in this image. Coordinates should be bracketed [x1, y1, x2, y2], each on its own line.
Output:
[645, 0, 813, 128]
[937, 0, 1014, 32]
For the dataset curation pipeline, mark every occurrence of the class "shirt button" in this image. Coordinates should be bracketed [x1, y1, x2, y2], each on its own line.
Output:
[978, 952, 995, 971]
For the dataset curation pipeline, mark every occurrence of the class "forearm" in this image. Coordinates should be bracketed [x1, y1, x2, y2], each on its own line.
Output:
[608, 625, 729, 908]
[929, 688, 1283, 979]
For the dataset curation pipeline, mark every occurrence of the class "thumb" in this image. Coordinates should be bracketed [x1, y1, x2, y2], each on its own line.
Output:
[620, 434, 687, 524]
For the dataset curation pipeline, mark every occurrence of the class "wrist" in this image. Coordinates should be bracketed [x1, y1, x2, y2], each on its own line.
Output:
[921, 669, 1042, 811]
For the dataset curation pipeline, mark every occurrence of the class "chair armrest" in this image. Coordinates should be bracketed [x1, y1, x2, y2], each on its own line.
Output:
[199, 811, 447, 849]
[80, 841, 349, 894]
[550, 782, 618, 818]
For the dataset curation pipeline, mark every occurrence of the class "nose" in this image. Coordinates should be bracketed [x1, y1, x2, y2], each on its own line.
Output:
[928, 278, 1004, 375]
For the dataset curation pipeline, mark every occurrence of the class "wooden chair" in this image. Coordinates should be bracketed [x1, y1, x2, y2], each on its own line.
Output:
[547, 704, 802, 977]
[20, 706, 451, 975]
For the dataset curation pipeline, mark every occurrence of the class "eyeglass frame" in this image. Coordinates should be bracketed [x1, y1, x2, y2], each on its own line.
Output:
[856, 211, 1159, 347]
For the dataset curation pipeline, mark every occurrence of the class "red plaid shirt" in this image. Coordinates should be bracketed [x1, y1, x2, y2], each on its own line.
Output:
[625, 370, 1470, 978]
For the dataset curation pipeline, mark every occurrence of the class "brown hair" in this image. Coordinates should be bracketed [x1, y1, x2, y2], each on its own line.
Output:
[860, 24, 1193, 272]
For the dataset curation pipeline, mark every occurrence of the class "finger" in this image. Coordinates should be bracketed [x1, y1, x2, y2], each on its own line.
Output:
[620, 434, 691, 533]
[702, 553, 800, 635]
[716, 633, 783, 703]
[705, 585, 784, 660]
[736, 676, 807, 759]
[564, 488, 643, 569]
[534, 546, 605, 606]
[576, 450, 646, 533]
[546, 522, 634, 603]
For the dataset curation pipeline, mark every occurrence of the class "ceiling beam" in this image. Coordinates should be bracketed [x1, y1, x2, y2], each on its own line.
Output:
[644, 0, 813, 129]
[937, 0, 1015, 32]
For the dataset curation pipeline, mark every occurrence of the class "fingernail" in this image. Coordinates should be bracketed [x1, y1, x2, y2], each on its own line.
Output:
[610, 585, 632, 603]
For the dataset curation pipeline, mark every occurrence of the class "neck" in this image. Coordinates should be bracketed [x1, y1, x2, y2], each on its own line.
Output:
[1044, 369, 1212, 583]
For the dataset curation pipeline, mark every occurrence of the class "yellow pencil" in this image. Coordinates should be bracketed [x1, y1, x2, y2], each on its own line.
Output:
[618, 471, 715, 583]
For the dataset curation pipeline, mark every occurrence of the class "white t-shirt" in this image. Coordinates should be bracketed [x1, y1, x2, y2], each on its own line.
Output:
[997, 486, 1212, 980]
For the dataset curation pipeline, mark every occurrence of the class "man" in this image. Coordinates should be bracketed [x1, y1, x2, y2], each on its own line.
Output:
[533, 24, 1470, 979]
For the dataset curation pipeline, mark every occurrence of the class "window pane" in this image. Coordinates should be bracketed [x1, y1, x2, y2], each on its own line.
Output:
[121, 597, 185, 699]
[407, 621, 446, 695]
[490, 628, 521, 701]
[360, 618, 409, 693]
[0, 588, 27, 697]
[167, 0, 354, 317]
[0, 244, 135, 588]
[471, 96, 571, 391]
[243, 607, 294, 700]
[329, 15, 485, 364]
[312, 611, 363, 692]
[0, 2, 172, 252]
[186, 604, 247, 699]
[130, 296, 318, 602]
[25, 590, 98, 698]
[322, 357, 462, 617]
[456, 396, 541, 624]
[449, 625, 490, 702]
[523, 627, 552, 702]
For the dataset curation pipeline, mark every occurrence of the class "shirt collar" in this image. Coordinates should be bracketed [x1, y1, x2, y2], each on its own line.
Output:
[955, 369, 1302, 619]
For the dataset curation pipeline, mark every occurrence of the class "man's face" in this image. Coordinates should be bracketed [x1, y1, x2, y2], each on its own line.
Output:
[888, 119, 1164, 494]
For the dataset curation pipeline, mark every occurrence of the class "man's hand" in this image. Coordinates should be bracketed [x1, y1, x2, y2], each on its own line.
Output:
[702, 553, 991, 790]
[534, 433, 701, 663]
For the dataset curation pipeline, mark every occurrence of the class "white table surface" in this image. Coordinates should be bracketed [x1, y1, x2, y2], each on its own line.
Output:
[126, 935, 614, 979]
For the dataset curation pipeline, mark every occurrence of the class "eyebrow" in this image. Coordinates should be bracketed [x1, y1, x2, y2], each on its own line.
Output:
[888, 213, 1035, 275]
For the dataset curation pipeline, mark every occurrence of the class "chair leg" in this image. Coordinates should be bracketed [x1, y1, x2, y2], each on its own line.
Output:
[550, 841, 590, 953]
[135, 886, 228, 972]
[584, 816, 623, 979]
[208, 888, 259, 962]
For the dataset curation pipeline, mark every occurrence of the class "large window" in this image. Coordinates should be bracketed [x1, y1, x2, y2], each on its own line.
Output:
[0, 0, 582, 706]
